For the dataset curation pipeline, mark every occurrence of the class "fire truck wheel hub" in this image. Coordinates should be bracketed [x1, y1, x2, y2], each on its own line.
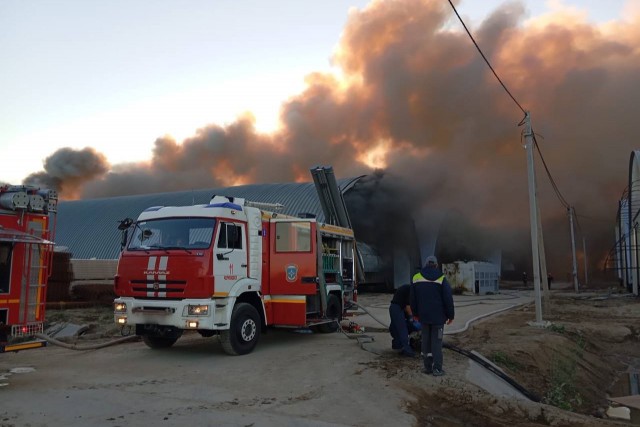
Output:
[241, 319, 256, 341]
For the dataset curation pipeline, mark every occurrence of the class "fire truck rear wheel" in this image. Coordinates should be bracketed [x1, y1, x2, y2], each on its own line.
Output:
[220, 302, 260, 355]
[317, 294, 342, 333]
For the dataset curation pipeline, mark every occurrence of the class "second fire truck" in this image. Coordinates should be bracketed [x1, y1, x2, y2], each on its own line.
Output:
[0, 185, 57, 353]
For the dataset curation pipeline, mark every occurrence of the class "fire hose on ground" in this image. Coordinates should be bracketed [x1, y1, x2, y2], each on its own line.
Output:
[34, 332, 140, 351]
[349, 302, 540, 402]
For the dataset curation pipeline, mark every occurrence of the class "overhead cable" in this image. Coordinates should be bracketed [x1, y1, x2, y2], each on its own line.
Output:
[449, 0, 581, 220]
[532, 133, 570, 209]
[447, 0, 526, 114]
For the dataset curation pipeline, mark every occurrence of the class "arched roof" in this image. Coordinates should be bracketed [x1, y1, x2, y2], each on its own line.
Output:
[55, 177, 363, 259]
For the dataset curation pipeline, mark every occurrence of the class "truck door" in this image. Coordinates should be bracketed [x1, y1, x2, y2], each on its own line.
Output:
[213, 221, 248, 295]
[269, 220, 317, 295]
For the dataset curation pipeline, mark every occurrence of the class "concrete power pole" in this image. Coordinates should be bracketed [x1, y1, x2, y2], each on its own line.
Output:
[568, 206, 580, 292]
[536, 201, 550, 314]
[523, 112, 544, 324]
[583, 237, 588, 285]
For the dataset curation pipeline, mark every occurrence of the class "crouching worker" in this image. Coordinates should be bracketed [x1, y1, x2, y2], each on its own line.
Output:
[388, 283, 416, 357]
[411, 256, 455, 376]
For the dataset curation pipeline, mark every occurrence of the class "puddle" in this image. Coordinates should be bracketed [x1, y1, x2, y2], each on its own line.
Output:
[0, 367, 36, 387]
[0, 371, 12, 387]
[9, 367, 36, 374]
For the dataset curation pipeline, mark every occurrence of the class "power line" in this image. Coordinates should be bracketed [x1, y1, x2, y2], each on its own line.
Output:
[573, 207, 583, 235]
[447, 0, 596, 239]
[446, 0, 526, 114]
[532, 133, 570, 209]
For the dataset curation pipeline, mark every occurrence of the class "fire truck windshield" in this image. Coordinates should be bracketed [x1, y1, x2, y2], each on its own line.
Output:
[127, 218, 215, 251]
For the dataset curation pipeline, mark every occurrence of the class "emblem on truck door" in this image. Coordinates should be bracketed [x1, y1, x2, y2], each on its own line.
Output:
[285, 264, 298, 282]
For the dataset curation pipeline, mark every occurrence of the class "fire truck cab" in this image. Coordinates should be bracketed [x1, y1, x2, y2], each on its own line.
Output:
[0, 185, 57, 353]
[114, 195, 357, 355]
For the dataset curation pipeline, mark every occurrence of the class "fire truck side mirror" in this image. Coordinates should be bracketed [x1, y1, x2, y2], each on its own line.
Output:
[118, 218, 133, 250]
[118, 218, 134, 231]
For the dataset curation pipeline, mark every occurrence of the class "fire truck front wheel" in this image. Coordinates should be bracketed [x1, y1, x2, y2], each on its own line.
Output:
[220, 302, 261, 355]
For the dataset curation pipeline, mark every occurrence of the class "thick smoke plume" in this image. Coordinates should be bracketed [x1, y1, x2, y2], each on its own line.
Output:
[23, 147, 109, 199]
[25, 0, 640, 279]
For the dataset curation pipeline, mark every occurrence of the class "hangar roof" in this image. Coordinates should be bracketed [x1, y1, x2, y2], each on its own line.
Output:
[55, 177, 362, 260]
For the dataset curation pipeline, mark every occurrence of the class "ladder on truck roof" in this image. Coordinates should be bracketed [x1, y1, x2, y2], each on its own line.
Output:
[310, 166, 365, 282]
[310, 166, 352, 228]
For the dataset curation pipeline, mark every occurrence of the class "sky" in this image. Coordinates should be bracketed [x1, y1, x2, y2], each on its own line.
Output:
[1, 0, 638, 276]
[1, 0, 628, 184]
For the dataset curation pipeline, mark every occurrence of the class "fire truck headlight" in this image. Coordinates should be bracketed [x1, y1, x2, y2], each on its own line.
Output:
[116, 316, 127, 325]
[114, 302, 127, 313]
[187, 305, 209, 316]
[187, 321, 199, 328]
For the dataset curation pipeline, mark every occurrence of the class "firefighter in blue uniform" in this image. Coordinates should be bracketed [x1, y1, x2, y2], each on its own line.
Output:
[388, 284, 416, 357]
[411, 256, 455, 376]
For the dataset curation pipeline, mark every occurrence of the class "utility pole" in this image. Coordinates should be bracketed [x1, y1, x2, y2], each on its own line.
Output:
[536, 201, 550, 314]
[568, 206, 580, 292]
[523, 112, 544, 324]
[632, 225, 639, 296]
[582, 237, 588, 285]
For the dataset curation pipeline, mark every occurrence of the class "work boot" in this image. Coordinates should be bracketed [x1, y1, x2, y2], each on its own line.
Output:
[391, 337, 401, 350]
[422, 367, 433, 375]
[432, 368, 445, 376]
[400, 348, 416, 357]
[424, 355, 433, 370]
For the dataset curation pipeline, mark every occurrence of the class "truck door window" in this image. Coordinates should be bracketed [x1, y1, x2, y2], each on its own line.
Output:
[217, 224, 243, 249]
[0, 242, 11, 293]
[188, 227, 214, 249]
[275, 222, 311, 253]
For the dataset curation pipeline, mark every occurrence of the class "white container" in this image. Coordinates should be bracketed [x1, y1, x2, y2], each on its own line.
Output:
[442, 261, 499, 295]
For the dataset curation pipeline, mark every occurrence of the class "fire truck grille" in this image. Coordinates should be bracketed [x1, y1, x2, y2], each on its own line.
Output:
[130, 279, 187, 295]
[11, 322, 44, 338]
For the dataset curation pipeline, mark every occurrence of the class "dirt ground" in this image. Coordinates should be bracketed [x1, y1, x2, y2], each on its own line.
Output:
[397, 281, 640, 426]
[454, 286, 640, 415]
[13, 282, 640, 426]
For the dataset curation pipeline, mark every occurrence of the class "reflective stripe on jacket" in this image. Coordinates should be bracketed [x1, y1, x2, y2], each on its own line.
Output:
[412, 272, 445, 284]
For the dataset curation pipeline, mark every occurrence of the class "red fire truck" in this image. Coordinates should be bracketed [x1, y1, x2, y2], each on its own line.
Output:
[113, 195, 358, 355]
[0, 185, 57, 353]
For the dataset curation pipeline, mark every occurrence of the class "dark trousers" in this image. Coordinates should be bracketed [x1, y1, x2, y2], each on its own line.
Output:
[421, 324, 444, 371]
[389, 303, 411, 352]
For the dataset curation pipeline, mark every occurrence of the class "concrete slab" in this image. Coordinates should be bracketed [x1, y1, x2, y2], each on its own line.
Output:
[609, 395, 640, 410]
[45, 322, 90, 339]
[465, 351, 529, 401]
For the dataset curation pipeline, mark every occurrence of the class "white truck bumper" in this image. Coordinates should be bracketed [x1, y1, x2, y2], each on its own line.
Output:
[114, 297, 233, 331]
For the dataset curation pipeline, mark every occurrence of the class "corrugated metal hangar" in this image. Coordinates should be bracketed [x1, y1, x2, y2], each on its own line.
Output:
[56, 178, 359, 260]
[54, 175, 419, 290]
[611, 150, 640, 296]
